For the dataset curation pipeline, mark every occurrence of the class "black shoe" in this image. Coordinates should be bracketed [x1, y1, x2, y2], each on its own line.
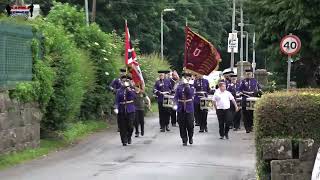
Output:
[246, 130, 250, 133]
[141, 132, 144, 136]
[128, 138, 132, 144]
[195, 123, 200, 126]
[135, 134, 139, 137]
[123, 143, 127, 146]
[189, 138, 193, 144]
[219, 136, 224, 139]
[160, 129, 165, 132]
[199, 130, 204, 133]
[204, 128, 208, 132]
[172, 124, 177, 127]
[183, 142, 187, 146]
[225, 135, 229, 140]
[166, 126, 170, 131]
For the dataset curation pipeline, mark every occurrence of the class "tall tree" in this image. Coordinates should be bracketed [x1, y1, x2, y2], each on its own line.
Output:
[247, 0, 320, 87]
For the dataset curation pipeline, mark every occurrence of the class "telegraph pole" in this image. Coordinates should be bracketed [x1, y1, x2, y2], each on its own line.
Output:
[91, 0, 96, 22]
[230, 0, 236, 71]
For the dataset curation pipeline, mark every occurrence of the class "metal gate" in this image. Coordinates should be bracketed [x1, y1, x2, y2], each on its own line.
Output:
[0, 22, 33, 89]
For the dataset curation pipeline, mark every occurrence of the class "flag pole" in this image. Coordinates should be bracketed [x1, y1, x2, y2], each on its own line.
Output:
[125, 19, 128, 75]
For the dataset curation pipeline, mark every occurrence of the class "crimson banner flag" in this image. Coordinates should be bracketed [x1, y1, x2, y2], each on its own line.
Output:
[184, 26, 221, 75]
[125, 21, 145, 89]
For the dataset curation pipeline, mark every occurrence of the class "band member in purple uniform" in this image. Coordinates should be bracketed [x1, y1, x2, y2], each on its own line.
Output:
[174, 72, 195, 146]
[227, 74, 242, 131]
[154, 70, 173, 132]
[169, 71, 180, 127]
[115, 75, 136, 146]
[194, 74, 210, 132]
[239, 69, 262, 133]
[109, 68, 127, 132]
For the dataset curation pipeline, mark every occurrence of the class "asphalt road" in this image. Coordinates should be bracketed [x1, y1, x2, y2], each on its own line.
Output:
[0, 111, 256, 180]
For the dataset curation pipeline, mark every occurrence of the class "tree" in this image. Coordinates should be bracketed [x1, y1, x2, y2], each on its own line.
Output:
[247, 0, 320, 87]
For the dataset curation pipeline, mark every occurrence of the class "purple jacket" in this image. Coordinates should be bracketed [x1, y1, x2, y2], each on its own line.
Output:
[227, 81, 241, 98]
[239, 78, 261, 96]
[194, 78, 210, 105]
[174, 83, 195, 113]
[153, 78, 172, 103]
[109, 78, 122, 93]
[116, 87, 136, 114]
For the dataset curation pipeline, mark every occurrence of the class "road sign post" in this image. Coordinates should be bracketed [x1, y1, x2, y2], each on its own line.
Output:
[280, 34, 301, 91]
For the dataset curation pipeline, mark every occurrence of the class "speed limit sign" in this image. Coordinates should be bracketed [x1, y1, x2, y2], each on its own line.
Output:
[280, 34, 302, 91]
[280, 35, 301, 56]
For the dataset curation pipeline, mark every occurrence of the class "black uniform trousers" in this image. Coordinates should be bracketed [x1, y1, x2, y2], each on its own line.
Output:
[158, 102, 170, 129]
[230, 103, 241, 129]
[118, 112, 134, 144]
[233, 110, 241, 129]
[177, 112, 194, 143]
[194, 103, 208, 130]
[170, 109, 177, 125]
[243, 109, 254, 131]
[134, 110, 144, 134]
[241, 97, 254, 131]
[216, 109, 232, 137]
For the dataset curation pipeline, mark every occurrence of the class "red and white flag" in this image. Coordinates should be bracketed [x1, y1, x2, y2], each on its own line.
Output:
[125, 21, 145, 89]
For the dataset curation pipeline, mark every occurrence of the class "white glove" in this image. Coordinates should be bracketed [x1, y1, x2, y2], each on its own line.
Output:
[188, 80, 194, 85]
[114, 109, 119, 114]
[173, 105, 178, 110]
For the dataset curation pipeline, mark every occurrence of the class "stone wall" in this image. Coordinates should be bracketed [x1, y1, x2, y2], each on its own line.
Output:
[261, 138, 318, 180]
[0, 91, 42, 154]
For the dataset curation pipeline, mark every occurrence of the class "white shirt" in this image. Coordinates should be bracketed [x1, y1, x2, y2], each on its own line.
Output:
[213, 89, 235, 110]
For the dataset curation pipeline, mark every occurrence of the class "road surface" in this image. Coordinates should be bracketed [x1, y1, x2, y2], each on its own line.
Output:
[0, 111, 256, 180]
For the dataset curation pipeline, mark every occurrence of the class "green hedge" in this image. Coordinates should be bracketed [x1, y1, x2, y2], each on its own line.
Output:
[254, 89, 320, 179]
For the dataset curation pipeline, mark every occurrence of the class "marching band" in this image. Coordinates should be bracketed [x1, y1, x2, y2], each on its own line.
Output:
[112, 68, 262, 146]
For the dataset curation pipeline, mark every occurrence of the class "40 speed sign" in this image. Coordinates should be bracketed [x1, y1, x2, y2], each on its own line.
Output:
[280, 35, 301, 56]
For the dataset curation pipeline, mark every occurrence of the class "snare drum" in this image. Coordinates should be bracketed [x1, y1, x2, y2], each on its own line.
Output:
[200, 97, 214, 110]
[246, 97, 260, 110]
[163, 95, 175, 108]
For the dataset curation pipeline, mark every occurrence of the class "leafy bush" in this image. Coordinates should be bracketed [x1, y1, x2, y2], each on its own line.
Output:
[254, 89, 320, 179]
[46, 2, 123, 119]
[139, 53, 171, 98]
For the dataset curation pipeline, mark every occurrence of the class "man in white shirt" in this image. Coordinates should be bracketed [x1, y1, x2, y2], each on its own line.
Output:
[213, 82, 239, 139]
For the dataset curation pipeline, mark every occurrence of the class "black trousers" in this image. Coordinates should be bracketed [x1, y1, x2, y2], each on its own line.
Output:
[134, 110, 144, 134]
[216, 109, 232, 137]
[194, 104, 200, 125]
[177, 112, 194, 143]
[233, 110, 241, 129]
[194, 103, 208, 130]
[158, 102, 170, 129]
[243, 109, 254, 131]
[170, 109, 177, 125]
[118, 112, 134, 144]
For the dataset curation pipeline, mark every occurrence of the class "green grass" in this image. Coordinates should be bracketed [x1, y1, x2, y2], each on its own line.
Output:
[0, 120, 107, 170]
[59, 120, 107, 143]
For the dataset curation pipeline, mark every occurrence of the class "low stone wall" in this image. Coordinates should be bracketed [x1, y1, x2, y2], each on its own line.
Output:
[261, 138, 318, 180]
[0, 92, 42, 154]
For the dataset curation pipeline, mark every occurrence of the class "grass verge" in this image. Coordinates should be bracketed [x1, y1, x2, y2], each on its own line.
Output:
[0, 120, 107, 170]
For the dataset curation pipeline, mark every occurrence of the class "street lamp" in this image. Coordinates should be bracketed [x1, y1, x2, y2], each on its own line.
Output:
[161, 8, 175, 60]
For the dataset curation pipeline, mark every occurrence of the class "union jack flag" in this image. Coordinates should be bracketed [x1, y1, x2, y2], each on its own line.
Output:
[125, 21, 145, 89]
